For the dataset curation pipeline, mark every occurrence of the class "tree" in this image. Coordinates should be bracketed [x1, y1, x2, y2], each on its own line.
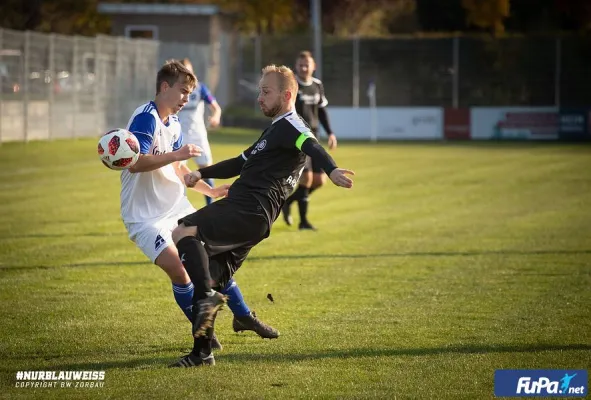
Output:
[554, 0, 591, 31]
[212, 0, 302, 34]
[462, 0, 510, 35]
[0, 0, 110, 36]
[415, 0, 467, 32]
[0, 0, 43, 31]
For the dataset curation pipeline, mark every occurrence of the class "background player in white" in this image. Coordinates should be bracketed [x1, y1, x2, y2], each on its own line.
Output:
[178, 58, 221, 206]
[122, 60, 278, 352]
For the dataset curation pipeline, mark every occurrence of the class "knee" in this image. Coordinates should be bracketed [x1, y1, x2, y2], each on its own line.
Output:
[311, 173, 326, 189]
[299, 170, 312, 186]
[172, 223, 198, 244]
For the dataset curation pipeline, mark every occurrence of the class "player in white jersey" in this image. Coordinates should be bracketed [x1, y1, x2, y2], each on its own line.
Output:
[122, 60, 278, 354]
[177, 58, 221, 206]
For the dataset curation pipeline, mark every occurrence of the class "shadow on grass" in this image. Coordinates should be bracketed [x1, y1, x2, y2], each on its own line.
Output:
[39, 343, 591, 371]
[0, 261, 150, 271]
[247, 249, 591, 262]
[1, 249, 589, 271]
[1, 232, 127, 240]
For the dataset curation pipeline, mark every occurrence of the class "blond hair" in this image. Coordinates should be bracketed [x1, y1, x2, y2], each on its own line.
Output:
[156, 59, 197, 94]
[261, 64, 298, 97]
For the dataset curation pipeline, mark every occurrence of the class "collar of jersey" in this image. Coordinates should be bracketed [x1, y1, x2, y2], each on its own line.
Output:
[296, 77, 314, 87]
[150, 100, 172, 127]
[272, 109, 295, 124]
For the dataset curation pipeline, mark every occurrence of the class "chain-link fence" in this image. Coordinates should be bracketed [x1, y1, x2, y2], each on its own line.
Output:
[235, 34, 591, 109]
[0, 28, 159, 142]
[3, 28, 590, 142]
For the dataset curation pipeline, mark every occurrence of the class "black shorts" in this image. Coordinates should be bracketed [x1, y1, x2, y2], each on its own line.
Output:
[178, 195, 270, 288]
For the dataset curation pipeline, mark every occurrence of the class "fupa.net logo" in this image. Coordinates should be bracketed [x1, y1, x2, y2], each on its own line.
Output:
[495, 369, 588, 397]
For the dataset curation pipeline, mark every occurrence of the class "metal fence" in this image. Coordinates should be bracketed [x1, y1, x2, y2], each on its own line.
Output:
[0, 28, 160, 142]
[3, 28, 590, 143]
[235, 34, 591, 109]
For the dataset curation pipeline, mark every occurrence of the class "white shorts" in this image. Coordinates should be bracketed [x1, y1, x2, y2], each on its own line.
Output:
[124, 204, 197, 263]
[185, 132, 212, 166]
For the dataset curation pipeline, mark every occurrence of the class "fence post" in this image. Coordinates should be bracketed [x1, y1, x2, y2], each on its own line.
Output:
[452, 36, 460, 109]
[135, 41, 141, 101]
[253, 35, 261, 114]
[72, 36, 78, 138]
[311, 0, 322, 80]
[24, 31, 30, 142]
[115, 37, 123, 128]
[236, 35, 242, 99]
[554, 37, 561, 108]
[95, 35, 102, 135]
[0, 28, 3, 144]
[352, 36, 359, 108]
[48, 33, 55, 140]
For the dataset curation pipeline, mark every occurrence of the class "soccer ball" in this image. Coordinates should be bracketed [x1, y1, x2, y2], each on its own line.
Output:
[98, 129, 140, 170]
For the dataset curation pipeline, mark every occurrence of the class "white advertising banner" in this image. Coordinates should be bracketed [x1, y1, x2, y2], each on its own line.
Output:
[324, 107, 444, 140]
[471, 107, 560, 140]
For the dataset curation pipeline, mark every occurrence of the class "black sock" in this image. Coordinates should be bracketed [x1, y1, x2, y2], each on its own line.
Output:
[176, 236, 212, 302]
[192, 336, 212, 356]
[298, 187, 310, 224]
[309, 187, 317, 195]
[286, 185, 305, 206]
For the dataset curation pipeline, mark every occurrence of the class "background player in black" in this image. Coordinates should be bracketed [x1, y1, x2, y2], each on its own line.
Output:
[169, 64, 354, 367]
[282, 50, 337, 230]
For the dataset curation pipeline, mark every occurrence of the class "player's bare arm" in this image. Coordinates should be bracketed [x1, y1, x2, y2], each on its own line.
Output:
[184, 155, 246, 188]
[129, 144, 201, 173]
[175, 162, 229, 198]
[208, 101, 222, 128]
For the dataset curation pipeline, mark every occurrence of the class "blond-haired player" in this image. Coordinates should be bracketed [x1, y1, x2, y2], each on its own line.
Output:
[169, 64, 354, 367]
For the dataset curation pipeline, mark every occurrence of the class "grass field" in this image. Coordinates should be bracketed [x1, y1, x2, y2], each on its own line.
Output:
[0, 128, 590, 399]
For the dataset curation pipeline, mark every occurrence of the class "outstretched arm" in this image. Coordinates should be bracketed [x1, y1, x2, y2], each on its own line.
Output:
[129, 145, 201, 173]
[184, 155, 246, 188]
[300, 138, 353, 188]
[174, 162, 229, 198]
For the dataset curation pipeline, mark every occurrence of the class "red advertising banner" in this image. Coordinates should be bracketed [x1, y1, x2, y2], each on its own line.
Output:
[471, 107, 559, 140]
[444, 108, 471, 139]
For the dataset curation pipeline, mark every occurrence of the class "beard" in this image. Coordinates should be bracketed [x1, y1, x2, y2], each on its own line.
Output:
[261, 101, 283, 118]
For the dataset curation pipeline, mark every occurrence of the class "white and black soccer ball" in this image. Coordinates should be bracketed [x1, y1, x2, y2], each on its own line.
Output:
[97, 129, 140, 170]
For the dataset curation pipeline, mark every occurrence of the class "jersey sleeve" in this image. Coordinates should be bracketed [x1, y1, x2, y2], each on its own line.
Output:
[128, 112, 157, 154]
[277, 118, 317, 150]
[200, 84, 216, 105]
[318, 81, 328, 108]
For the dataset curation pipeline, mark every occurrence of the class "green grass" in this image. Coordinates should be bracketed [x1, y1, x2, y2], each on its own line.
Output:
[0, 129, 590, 399]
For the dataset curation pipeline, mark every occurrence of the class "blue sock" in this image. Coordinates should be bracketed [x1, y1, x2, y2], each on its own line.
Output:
[172, 282, 194, 321]
[204, 178, 214, 206]
[221, 279, 251, 317]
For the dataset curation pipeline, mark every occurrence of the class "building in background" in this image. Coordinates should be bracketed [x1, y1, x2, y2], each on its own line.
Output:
[98, 2, 236, 107]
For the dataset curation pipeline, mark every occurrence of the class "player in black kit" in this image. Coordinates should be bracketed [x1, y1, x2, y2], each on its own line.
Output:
[168, 64, 354, 368]
[282, 50, 337, 230]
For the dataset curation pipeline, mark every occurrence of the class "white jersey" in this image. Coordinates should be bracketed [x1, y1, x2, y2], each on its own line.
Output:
[177, 83, 215, 139]
[120, 101, 187, 224]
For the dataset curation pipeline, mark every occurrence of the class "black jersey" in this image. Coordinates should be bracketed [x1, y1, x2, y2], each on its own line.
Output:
[228, 111, 316, 223]
[295, 77, 328, 134]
